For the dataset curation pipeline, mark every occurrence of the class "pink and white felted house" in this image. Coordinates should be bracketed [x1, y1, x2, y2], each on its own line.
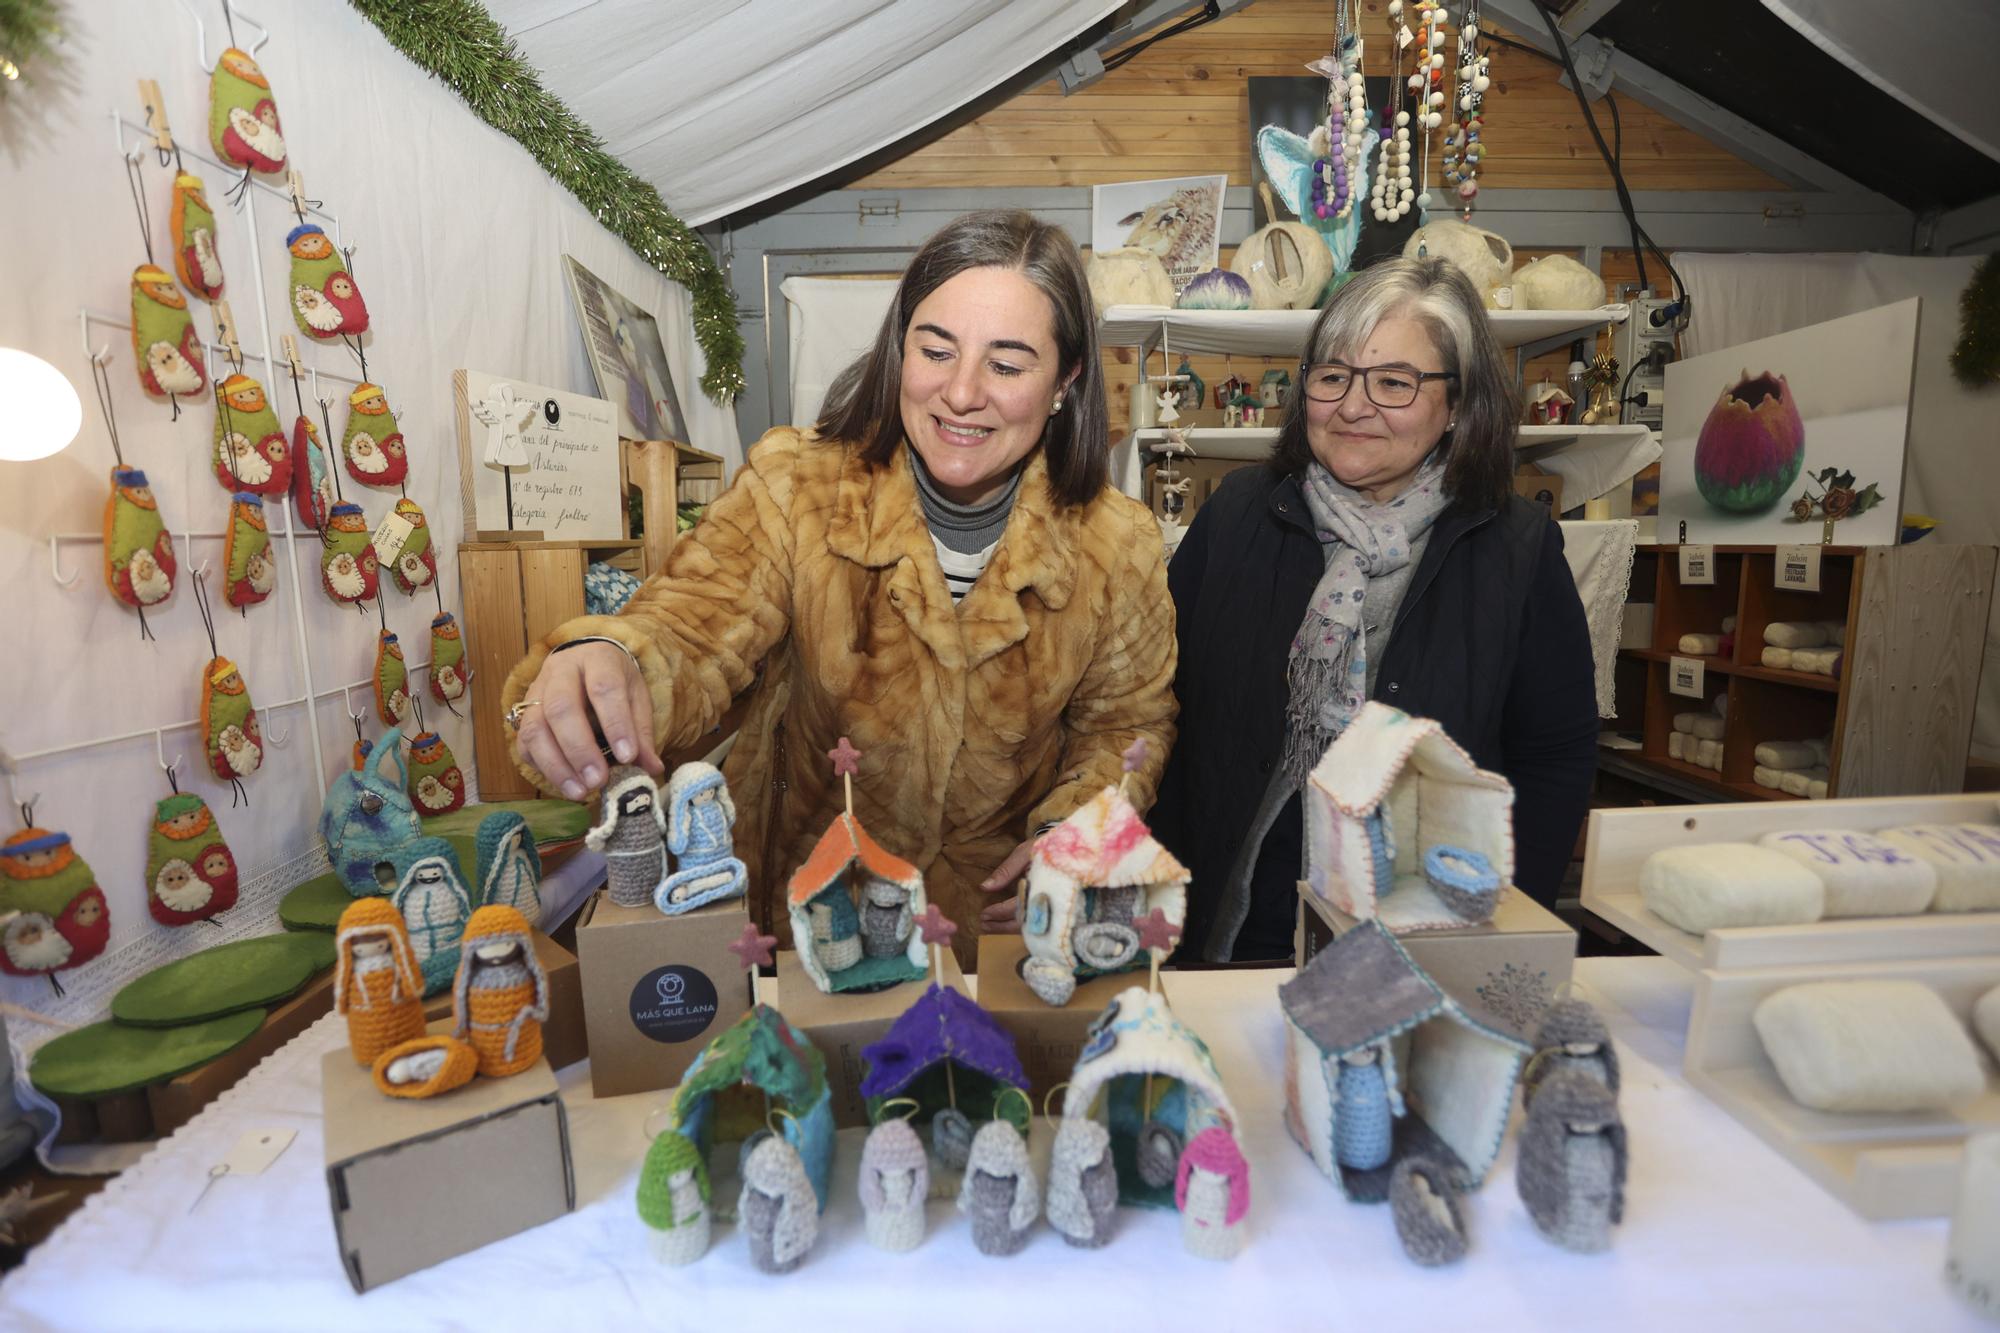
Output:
[1022, 786, 1189, 1006]
[1303, 703, 1516, 932]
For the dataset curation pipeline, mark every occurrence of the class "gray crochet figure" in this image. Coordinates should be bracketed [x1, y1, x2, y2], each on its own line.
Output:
[958, 1119, 1039, 1256]
[1517, 1070, 1626, 1254]
[1523, 999, 1620, 1106]
[930, 1106, 973, 1171]
[1045, 1118, 1118, 1249]
[740, 1134, 819, 1274]
[858, 877, 913, 960]
[1390, 1156, 1468, 1266]
[859, 1118, 929, 1253]
[1136, 1119, 1183, 1189]
[584, 766, 667, 908]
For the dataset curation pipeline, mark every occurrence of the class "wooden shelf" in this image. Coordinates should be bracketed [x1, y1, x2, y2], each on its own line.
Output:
[459, 537, 642, 553]
[1098, 304, 1629, 357]
[1732, 661, 1841, 694]
[1627, 751, 1800, 802]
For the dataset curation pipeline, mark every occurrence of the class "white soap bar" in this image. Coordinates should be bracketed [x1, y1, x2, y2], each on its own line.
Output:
[1673, 711, 1698, 735]
[1876, 824, 2000, 913]
[1764, 621, 1827, 649]
[1762, 646, 1795, 669]
[1818, 621, 1845, 644]
[1691, 715, 1726, 741]
[1667, 732, 1687, 760]
[1758, 828, 1937, 917]
[1807, 779, 1828, 800]
[1754, 764, 1783, 789]
[1805, 738, 1831, 765]
[1721, 615, 1737, 634]
[1793, 646, 1840, 676]
[1976, 983, 2000, 1063]
[1640, 843, 1825, 934]
[1780, 771, 1811, 797]
[1696, 738, 1723, 770]
[1754, 981, 1985, 1113]
[1754, 740, 1816, 770]
[1678, 633, 1721, 656]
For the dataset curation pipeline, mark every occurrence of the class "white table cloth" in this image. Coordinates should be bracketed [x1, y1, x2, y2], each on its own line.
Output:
[3, 960, 1980, 1332]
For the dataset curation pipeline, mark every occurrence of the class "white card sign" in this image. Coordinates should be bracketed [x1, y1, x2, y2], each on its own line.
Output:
[1678, 543, 1716, 585]
[1776, 543, 1822, 593]
[1669, 654, 1707, 699]
[462, 369, 622, 540]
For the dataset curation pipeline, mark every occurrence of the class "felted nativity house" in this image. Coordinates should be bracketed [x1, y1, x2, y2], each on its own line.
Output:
[860, 984, 1030, 1137]
[1058, 986, 1244, 1218]
[1304, 702, 1515, 931]
[1022, 786, 1189, 1006]
[1280, 919, 1530, 1202]
[787, 812, 928, 994]
[668, 1004, 835, 1212]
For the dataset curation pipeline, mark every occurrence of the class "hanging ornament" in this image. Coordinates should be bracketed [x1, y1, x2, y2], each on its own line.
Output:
[169, 173, 225, 302]
[375, 626, 410, 725]
[286, 224, 369, 341]
[208, 47, 287, 177]
[406, 727, 466, 817]
[221, 492, 274, 610]
[1443, 0, 1490, 217]
[428, 612, 470, 705]
[291, 411, 334, 530]
[342, 382, 408, 490]
[103, 466, 177, 622]
[1371, 1, 1415, 222]
[131, 264, 207, 408]
[388, 498, 435, 596]
[1309, 1, 1366, 222]
[321, 502, 379, 605]
[0, 810, 111, 991]
[193, 576, 262, 805]
[146, 785, 239, 927]
[211, 372, 292, 498]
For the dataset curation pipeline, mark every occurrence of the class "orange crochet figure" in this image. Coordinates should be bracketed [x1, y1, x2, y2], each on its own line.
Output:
[451, 905, 548, 1078]
[334, 898, 428, 1067]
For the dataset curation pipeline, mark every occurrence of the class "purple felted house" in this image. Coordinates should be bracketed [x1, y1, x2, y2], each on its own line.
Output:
[860, 985, 1031, 1137]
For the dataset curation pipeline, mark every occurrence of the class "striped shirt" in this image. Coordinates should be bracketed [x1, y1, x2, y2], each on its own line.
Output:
[933, 533, 1001, 603]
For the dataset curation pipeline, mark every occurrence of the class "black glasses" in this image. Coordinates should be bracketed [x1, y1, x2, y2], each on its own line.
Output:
[1300, 362, 1458, 409]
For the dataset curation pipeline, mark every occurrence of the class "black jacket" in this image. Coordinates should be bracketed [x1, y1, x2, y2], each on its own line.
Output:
[1153, 464, 1599, 961]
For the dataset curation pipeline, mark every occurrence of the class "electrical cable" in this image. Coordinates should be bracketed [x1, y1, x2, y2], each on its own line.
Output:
[1103, 1, 1222, 72]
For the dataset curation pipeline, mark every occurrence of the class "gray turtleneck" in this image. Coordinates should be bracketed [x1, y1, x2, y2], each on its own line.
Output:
[907, 446, 1022, 602]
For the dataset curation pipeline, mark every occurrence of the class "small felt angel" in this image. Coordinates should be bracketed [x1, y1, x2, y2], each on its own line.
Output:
[1176, 1126, 1250, 1261]
[858, 1117, 929, 1253]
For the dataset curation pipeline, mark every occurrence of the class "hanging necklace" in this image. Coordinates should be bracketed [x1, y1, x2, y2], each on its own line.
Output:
[1443, 0, 1491, 217]
[1372, 1, 1415, 221]
[1312, 0, 1366, 221]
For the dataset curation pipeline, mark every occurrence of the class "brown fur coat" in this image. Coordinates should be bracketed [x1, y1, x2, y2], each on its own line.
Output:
[502, 428, 1176, 966]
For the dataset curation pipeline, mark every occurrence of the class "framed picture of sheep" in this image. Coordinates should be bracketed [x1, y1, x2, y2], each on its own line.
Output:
[1090, 174, 1226, 294]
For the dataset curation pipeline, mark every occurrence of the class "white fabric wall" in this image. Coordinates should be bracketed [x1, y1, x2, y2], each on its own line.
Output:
[1673, 251, 2000, 762]
[782, 276, 899, 428]
[0, 0, 740, 1032]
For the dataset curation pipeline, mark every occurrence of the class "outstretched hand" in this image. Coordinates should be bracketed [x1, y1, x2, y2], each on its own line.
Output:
[514, 642, 664, 800]
[977, 835, 1039, 934]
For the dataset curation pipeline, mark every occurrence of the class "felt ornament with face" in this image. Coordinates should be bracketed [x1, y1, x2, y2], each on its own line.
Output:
[211, 373, 292, 497]
[286, 224, 368, 340]
[0, 827, 110, 981]
[428, 613, 469, 704]
[406, 730, 466, 817]
[102, 467, 178, 611]
[131, 264, 207, 403]
[320, 502, 379, 605]
[374, 630, 409, 725]
[208, 46, 286, 175]
[169, 173, 225, 302]
[146, 792, 239, 926]
[342, 383, 408, 489]
[201, 655, 263, 782]
[291, 412, 334, 532]
[388, 498, 435, 596]
[222, 493, 275, 610]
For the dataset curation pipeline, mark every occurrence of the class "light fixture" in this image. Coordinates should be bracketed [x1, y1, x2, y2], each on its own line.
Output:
[0, 348, 83, 461]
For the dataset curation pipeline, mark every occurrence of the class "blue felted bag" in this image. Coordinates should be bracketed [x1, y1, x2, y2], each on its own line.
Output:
[320, 727, 422, 898]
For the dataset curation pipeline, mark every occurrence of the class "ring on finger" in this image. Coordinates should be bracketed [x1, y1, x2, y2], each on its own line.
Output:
[505, 699, 542, 730]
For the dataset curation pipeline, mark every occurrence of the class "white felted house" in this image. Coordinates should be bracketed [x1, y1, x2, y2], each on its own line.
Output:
[1279, 919, 1530, 1201]
[1022, 785, 1189, 1006]
[1304, 702, 1516, 932]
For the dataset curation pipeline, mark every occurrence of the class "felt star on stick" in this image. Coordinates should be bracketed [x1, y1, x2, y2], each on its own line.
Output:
[727, 923, 778, 998]
[827, 735, 860, 817]
[915, 903, 958, 982]
[1136, 907, 1181, 993]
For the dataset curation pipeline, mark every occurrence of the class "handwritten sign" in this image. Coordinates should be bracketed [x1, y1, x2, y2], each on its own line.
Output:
[462, 369, 622, 540]
[1678, 543, 1715, 586]
[1776, 543, 1822, 593]
[1669, 654, 1706, 699]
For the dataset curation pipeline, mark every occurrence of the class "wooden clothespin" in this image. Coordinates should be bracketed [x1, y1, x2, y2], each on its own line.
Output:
[214, 301, 245, 371]
[138, 79, 174, 155]
[280, 334, 303, 381]
[286, 167, 308, 217]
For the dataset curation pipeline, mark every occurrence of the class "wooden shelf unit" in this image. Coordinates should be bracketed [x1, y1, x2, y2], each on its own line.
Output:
[1611, 542, 1997, 801]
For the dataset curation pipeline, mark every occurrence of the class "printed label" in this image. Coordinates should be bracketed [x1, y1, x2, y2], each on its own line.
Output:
[371, 510, 416, 566]
[1776, 543, 1822, 593]
[1669, 654, 1705, 699]
[628, 964, 720, 1045]
[1678, 544, 1715, 585]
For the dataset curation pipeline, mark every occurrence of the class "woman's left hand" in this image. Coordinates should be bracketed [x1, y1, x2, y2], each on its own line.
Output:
[978, 836, 1039, 934]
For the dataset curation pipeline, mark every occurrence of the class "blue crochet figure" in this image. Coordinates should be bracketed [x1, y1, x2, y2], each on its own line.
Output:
[1334, 1046, 1396, 1172]
[656, 762, 748, 916]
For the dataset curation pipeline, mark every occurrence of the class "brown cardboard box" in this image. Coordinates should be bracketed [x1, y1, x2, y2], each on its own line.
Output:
[975, 934, 1138, 1105]
[422, 929, 586, 1072]
[573, 891, 753, 1098]
[320, 1031, 573, 1293]
[1296, 887, 1576, 1041]
[771, 947, 966, 1127]
[1513, 466, 1564, 514]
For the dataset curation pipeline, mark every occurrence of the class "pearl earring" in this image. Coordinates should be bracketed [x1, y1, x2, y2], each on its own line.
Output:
[1050, 396, 1064, 415]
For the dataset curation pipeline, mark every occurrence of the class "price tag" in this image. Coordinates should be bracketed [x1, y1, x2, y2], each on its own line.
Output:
[1669, 654, 1706, 699]
[371, 509, 416, 567]
[1678, 544, 1715, 586]
[1776, 543, 1822, 593]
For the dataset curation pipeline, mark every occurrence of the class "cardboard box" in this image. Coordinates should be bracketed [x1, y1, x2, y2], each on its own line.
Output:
[1296, 887, 1577, 1042]
[573, 891, 753, 1098]
[771, 946, 966, 1127]
[975, 934, 1139, 1105]
[321, 1032, 573, 1292]
[422, 929, 587, 1072]
[1513, 466, 1564, 514]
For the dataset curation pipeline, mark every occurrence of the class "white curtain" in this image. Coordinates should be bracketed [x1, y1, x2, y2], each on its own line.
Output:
[1673, 251, 2000, 762]
[781, 277, 899, 428]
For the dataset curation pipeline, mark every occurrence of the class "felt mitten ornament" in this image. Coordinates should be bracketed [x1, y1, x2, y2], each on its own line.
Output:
[201, 656, 264, 792]
[208, 46, 286, 175]
[321, 503, 379, 605]
[374, 629, 410, 724]
[428, 613, 469, 705]
[342, 383, 407, 489]
[407, 730, 466, 817]
[212, 373, 292, 497]
[286, 224, 368, 340]
[0, 820, 110, 987]
[222, 493, 275, 610]
[103, 466, 177, 615]
[387, 498, 436, 595]
[169, 173, 224, 302]
[146, 791, 239, 926]
[291, 412, 334, 532]
[131, 265, 207, 406]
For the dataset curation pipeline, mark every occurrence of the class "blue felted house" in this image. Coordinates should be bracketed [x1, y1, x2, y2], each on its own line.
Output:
[670, 1005, 836, 1211]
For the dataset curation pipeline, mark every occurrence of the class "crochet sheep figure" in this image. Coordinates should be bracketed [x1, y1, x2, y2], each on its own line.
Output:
[586, 766, 668, 909]
[333, 898, 428, 1067]
[1390, 1156, 1468, 1266]
[1524, 999, 1620, 1105]
[1045, 1117, 1117, 1249]
[858, 1118, 929, 1253]
[1517, 1070, 1626, 1253]
[637, 1130, 712, 1266]
[740, 1134, 819, 1274]
[451, 905, 549, 1078]
[958, 1118, 1039, 1257]
[1175, 1126, 1250, 1262]
[657, 762, 747, 914]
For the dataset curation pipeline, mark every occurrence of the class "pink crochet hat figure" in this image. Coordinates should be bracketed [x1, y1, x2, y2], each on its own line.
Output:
[1174, 1126, 1250, 1261]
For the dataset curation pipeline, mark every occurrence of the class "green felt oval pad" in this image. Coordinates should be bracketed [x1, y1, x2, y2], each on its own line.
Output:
[421, 798, 591, 847]
[31, 1009, 269, 1099]
[109, 932, 337, 1028]
[279, 871, 355, 932]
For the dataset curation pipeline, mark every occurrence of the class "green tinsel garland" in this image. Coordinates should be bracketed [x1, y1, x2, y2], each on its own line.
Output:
[1952, 253, 2000, 390]
[0, 0, 65, 91]
[350, 0, 745, 403]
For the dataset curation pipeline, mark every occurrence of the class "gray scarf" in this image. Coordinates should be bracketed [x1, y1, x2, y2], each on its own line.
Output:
[1204, 457, 1449, 961]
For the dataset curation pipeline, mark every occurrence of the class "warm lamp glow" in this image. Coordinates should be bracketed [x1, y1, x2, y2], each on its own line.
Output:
[0, 348, 83, 461]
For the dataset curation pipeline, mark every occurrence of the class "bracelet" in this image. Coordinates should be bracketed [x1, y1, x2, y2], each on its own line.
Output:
[552, 635, 640, 671]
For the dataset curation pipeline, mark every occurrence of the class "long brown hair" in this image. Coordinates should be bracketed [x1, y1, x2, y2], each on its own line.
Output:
[815, 210, 1109, 507]
[1268, 257, 1518, 512]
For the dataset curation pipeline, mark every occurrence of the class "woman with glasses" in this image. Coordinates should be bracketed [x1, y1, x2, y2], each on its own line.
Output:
[1154, 257, 1598, 961]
